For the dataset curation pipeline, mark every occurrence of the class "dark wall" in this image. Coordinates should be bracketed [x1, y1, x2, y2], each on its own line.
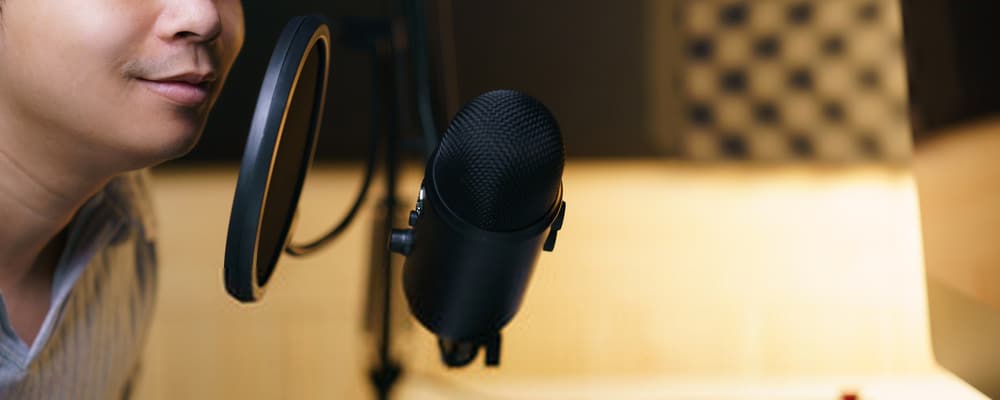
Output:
[902, 1, 1000, 140]
[445, 1, 655, 157]
[194, 1, 1000, 160]
[182, 2, 661, 162]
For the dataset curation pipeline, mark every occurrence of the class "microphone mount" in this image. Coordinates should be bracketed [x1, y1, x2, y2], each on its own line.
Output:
[439, 334, 502, 367]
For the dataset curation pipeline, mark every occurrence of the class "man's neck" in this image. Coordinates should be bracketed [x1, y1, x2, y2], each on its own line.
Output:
[0, 146, 109, 288]
[0, 94, 121, 285]
[0, 105, 121, 348]
[0, 94, 129, 345]
[0, 109, 118, 345]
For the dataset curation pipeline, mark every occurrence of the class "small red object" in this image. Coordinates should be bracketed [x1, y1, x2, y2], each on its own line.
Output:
[840, 391, 859, 400]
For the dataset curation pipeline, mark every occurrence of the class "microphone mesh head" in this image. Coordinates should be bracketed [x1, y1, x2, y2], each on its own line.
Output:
[433, 90, 565, 231]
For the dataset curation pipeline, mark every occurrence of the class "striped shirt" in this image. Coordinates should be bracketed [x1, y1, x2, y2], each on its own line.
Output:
[0, 171, 158, 399]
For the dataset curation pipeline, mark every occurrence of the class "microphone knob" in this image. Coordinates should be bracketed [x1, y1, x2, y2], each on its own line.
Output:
[543, 201, 567, 252]
[389, 229, 415, 256]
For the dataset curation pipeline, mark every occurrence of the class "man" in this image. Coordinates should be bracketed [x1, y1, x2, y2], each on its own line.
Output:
[0, 0, 245, 397]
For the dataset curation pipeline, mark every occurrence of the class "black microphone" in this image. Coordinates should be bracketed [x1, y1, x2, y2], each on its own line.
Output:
[389, 90, 567, 367]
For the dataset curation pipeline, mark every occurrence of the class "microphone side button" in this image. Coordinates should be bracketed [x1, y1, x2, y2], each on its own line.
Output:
[409, 210, 420, 227]
[389, 228, 415, 256]
[543, 201, 566, 252]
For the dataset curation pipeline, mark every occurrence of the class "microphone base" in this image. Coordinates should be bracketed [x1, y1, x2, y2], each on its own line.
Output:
[369, 362, 402, 400]
[438, 332, 502, 367]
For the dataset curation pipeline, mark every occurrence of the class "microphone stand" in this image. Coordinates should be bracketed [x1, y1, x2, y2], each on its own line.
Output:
[344, 18, 430, 400]
[330, 2, 439, 398]
[369, 26, 405, 400]
[320, 16, 403, 400]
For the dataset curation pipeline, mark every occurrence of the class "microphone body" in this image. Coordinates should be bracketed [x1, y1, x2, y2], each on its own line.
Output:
[402, 170, 564, 342]
[390, 90, 566, 367]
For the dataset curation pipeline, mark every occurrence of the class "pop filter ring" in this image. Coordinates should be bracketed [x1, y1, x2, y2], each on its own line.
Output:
[225, 15, 332, 302]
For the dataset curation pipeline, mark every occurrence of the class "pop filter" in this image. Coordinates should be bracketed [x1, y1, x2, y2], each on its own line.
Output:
[224, 16, 331, 302]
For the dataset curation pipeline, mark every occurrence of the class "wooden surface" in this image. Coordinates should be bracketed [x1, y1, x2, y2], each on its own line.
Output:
[914, 117, 1000, 397]
[133, 161, 984, 399]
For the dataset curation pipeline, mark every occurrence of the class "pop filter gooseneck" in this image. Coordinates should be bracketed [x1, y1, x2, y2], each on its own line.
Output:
[224, 16, 331, 302]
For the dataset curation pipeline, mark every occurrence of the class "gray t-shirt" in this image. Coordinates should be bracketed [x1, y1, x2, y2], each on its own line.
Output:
[0, 171, 158, 399]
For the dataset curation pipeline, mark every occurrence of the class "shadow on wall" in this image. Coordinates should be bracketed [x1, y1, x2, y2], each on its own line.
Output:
[182, 0, 673, 161]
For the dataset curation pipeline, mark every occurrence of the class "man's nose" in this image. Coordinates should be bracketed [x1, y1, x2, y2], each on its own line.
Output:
[158, 0, 223, 44]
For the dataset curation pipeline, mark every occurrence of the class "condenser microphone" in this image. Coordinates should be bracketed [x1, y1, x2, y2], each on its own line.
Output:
[389, 90, 567, 367]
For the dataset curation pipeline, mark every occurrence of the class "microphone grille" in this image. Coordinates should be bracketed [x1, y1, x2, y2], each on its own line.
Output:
[433, 90, 565, 231]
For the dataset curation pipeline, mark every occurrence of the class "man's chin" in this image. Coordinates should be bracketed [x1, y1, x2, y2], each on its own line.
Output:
[114, 125, 205, 169]
[155, 129, 204, 164]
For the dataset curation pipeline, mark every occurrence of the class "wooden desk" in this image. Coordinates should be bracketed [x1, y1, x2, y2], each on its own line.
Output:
[133, 161, 983, 399]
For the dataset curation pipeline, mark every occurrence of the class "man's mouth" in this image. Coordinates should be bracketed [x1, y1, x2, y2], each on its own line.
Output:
[136, 73, 216, 107]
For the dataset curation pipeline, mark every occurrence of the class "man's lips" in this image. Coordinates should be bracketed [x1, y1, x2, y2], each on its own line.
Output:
[136, 78, 212, 107]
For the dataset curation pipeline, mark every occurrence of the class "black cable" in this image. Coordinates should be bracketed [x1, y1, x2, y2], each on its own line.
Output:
[284, 36, 381, 257]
